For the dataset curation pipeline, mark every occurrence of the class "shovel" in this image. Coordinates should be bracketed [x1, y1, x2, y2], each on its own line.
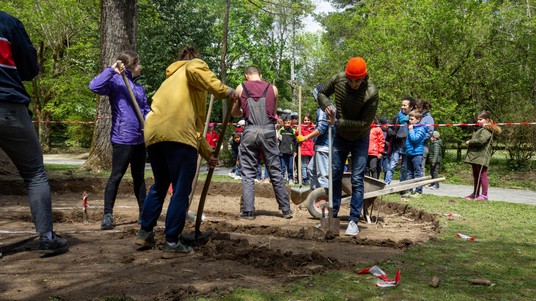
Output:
[320, 122, 340, 235]
[192, 98, 233, 240]
[116, 60, 144, 127]
[290, 85, 311, 204]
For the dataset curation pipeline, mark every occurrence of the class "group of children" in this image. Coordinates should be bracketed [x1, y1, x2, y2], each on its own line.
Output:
[367, 111, 444, 196]
[222, 105, 498, 202]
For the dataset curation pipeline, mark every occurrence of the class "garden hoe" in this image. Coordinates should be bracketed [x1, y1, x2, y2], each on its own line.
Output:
[320, 122, 340, 236]
[290, 86, 311, 204]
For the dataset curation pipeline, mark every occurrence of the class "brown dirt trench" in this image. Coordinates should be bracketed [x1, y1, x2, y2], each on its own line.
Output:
[0, 177, 439, 300]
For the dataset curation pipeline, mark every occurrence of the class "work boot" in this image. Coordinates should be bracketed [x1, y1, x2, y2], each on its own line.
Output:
[37, 232, 68, 254]
[101, 213, 114, 230]
[345, 220, 359, 236]
[135, 229, 156, 248]
[282, 209, 293, 219]
[161, 241, 194, 259]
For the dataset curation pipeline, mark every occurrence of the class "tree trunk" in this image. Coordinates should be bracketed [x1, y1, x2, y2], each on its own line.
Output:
[83, 0, 137, 171]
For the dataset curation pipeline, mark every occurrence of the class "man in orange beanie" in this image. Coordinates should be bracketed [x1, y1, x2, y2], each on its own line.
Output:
[316, 56, 379, 236]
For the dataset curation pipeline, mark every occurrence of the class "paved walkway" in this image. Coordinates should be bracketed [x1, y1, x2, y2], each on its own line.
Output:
[43, 155, 536, 206]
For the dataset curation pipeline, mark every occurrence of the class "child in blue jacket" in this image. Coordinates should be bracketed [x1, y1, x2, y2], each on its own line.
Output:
[405, 110, 427, 196]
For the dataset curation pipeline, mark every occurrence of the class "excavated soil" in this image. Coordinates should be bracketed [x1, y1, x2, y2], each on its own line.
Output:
[0, 177, 439, 300]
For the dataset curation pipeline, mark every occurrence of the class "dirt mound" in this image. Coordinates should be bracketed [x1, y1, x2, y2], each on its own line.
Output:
[0, 179, 439, 300]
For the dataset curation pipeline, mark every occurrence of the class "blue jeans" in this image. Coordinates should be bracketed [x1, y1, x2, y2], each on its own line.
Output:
[0, 103, 52, 235]
[332, 135, 369, 223]
[407, 155, 424, 193]
[307, 149, 329, 189]
[301, 155, 312, 181]
[384, 145, 407, 184]
[280, 153, 294, 181]
[141, 142, 197, 243]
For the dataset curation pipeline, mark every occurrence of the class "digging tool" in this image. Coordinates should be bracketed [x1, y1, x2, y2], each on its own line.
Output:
[193, 98, 234, 240]
[320, 121, 340, 235]
[116, 60, 144, 127]
[290, 86, 311, 204]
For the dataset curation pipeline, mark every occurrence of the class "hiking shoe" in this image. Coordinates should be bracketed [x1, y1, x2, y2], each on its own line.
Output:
[135, 229, 156, 248]
[282, 209, 293, 219]
[239, 211, 255, 220]
[475, 195, 488, 201]
[161, 241, 194, 259]
[101, 213, 114, 230]
[345, 220, 359, 236]
[464, 194, 476, 199]
[37, 232, 68, 254]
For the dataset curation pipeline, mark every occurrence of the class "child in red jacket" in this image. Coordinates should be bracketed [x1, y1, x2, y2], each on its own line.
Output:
[367, 117, 385, 179]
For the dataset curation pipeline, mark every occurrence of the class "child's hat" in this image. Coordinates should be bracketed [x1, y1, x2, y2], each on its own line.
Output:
[433, 131, 440, 138]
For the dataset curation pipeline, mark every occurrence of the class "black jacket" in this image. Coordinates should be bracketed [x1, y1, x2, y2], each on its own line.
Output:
[0, 11, 38, 105]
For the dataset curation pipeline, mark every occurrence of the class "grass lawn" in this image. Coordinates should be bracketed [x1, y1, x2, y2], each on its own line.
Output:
[201, 195, 535, 301]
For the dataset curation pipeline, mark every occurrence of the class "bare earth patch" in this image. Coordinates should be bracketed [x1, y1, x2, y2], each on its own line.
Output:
[0, 178, 438, 300]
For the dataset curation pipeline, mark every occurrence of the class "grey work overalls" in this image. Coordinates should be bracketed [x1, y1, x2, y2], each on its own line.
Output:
[239, 83, 291, 212]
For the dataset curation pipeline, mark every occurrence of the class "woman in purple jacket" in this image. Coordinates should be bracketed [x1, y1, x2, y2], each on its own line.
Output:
[89, 51, 150, 230]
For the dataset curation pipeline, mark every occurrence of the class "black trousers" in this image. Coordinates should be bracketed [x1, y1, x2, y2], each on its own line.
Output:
[103, 143, 147, 214]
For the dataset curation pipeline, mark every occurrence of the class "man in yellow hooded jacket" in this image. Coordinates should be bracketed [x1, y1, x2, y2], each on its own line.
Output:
[135, 46, 239, 258]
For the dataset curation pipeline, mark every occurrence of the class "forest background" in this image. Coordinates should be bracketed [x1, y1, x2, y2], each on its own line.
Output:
[0, 0, 535, 172]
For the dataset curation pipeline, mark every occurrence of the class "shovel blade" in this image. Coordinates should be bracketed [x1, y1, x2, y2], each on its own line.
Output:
[320, 216, 340, 236]
[290, 186, 311, 205]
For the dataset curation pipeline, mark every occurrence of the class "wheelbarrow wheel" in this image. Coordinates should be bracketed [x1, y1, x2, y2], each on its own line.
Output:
[306, 187, 329, 219]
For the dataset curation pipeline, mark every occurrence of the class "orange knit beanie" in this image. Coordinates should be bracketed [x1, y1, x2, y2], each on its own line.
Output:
[345, 57, 368, 79]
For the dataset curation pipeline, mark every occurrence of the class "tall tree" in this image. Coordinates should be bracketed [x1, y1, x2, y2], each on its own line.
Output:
[83, 0, 137, 170]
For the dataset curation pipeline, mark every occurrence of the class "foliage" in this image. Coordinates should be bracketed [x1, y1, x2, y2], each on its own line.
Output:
[305, 0, 536, 162]
[0, 0, 99, 149]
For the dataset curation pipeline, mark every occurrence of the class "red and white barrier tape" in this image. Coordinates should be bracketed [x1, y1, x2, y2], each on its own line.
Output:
[30, 120, 536, 127]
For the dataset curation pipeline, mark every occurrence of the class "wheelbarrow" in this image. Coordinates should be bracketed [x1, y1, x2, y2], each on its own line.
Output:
[296, 175, 445, 223]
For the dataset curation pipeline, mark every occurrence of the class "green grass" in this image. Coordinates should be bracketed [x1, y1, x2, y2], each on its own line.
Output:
[196, 194, 535, 301]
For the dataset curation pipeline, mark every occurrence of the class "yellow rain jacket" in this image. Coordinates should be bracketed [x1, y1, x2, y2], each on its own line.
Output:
[144, 59, 231, 160]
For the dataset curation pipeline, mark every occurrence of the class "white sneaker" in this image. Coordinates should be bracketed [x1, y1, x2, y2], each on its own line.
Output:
[345, 220, 359, 236]
[228, 172, 235, 178]
[234, 175, 242, 180]
[254, 179, 261, 183]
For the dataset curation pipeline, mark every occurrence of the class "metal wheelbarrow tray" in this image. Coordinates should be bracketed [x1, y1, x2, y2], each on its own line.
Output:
[304, 175, 445, 222]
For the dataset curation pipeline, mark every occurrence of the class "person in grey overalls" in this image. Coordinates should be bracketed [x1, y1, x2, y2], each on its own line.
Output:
[231, 66, 293, 220]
